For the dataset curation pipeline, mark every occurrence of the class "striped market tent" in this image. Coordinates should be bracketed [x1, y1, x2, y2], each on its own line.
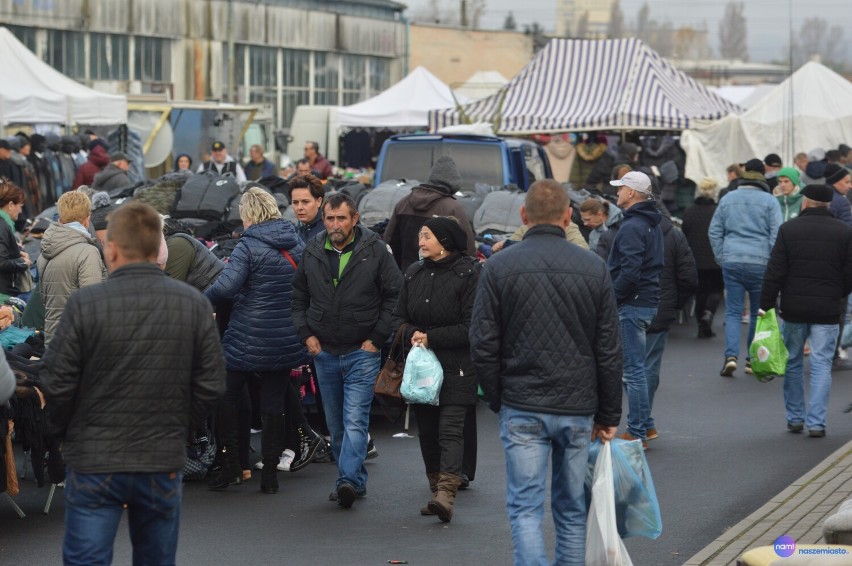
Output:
[429, 38, 742, 134]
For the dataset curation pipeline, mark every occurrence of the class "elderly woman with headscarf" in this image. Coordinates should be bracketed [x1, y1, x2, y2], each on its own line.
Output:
[392, 216, 480, 523]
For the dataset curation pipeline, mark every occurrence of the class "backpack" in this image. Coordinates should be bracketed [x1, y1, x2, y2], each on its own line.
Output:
[172, 172, 240, 222]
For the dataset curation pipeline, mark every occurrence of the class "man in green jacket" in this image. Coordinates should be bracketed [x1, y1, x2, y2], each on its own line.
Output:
[776, 167, 804, 222]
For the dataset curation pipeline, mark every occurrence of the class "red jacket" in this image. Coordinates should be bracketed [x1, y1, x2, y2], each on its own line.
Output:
[73, 145, 110, 190]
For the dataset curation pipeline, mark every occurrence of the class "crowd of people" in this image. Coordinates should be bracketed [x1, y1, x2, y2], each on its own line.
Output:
[2, 137, 852, 564]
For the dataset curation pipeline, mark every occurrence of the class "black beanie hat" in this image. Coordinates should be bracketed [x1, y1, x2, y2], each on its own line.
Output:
[423, 216, 468, 255]
[825, 163, 850, 185]
[744, 158, 766, 175]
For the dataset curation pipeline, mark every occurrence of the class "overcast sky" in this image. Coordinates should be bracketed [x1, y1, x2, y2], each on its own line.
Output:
[404, 0, 852, 63]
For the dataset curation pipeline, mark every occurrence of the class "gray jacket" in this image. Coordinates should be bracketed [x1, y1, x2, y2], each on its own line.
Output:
[92, 164, 132, 192]
[37, 222, 107, 345]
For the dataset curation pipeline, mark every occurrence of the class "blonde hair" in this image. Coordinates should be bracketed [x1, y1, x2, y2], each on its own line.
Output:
[239, 187, 281, 225]
[697, 177, 719, 200]
[57, 191, 92, 224]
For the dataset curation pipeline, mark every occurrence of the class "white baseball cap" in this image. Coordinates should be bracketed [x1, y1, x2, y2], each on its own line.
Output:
[610, 171, 652, 194]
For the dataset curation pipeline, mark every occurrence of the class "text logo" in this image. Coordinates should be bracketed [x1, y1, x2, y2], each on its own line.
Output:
[774, 535, 796, 558]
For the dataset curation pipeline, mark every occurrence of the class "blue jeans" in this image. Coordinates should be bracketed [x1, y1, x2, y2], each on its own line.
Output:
[722, 262, 765, 360]
[618, 304, 657, 440]
[783, 322, 838, 431]
[63, 468, 182, 566]
[499, 406, 593, 566]
[644, 330, 668, 431]
[313, 348, 381, 493]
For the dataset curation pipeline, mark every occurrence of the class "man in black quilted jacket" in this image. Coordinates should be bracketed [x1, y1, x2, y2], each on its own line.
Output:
[470, 179, 622, 566]
[41, 202, 226, 566]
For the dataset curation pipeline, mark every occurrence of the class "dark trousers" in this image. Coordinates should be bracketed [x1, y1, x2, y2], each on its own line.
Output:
[463, 404, 477, 480]
[414, 404, 468, 476]
[695, 268, 724, 316]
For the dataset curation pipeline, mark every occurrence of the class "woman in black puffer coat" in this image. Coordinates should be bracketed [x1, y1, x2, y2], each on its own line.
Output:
[392, 216, 480, 523]
[682, 178, 723, 338]
[205, 187, 323, 494]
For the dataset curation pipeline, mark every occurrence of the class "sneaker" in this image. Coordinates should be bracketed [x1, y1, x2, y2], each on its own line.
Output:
[787, 422, 804, 433]
[617, 431, 647, 450]
[809, 428, 826, 438]
[329, 487, 366, 502]
[459, 474, 471, 490]
[254, 460, 264, 470]
[646, 428, 659, 441]
[337, 483, 357, 508]
[744, 361, 753, 375]
[277, 449, 296, 471]
[366, 438, 378, 460]
[720, 356, 737, 377]
[840, 349, 849, 361]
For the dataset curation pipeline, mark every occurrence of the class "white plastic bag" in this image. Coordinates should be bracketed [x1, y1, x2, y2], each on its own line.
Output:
[400, 345, 444, 405]
[585, 441, 634, 566]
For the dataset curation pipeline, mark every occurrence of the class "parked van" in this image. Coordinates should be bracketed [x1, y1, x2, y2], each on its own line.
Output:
[374, 134, 551, 191]
[284, 105, 339, 166]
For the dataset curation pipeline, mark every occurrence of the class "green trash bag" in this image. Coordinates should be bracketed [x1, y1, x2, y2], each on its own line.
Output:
[748, 309, 789, 383]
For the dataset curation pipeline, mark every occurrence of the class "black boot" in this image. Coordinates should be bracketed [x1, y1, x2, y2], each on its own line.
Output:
[698, 310, 716, 338]
[207, 402, 242, 491]
[289, 421, 323, 473]
[260, 412, 286, 494]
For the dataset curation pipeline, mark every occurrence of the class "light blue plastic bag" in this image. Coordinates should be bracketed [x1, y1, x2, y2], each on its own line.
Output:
[400, 345, 443, 405]
[585, 439, 663, 539]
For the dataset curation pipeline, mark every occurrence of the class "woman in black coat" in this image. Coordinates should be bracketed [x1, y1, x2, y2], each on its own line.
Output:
[682, 178, 723, 337]
[0, 181, 31, 303]
[392, 216, 480, 523]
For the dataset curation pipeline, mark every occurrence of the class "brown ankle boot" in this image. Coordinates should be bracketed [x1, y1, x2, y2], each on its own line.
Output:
[420, 472, 440, 515]
[427, 472, 462, 523]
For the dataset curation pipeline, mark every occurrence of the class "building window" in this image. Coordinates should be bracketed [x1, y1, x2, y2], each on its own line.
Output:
[369, 58, 391, 95]
[8, 25, 37, 52]
[46, 30, 85, 80]
[314, 52, 340, 106]
[90, 33, 130, 81]
[136, 37, 171, 83]
[342, 54, 366, 105]
[281, 49, 310, 128]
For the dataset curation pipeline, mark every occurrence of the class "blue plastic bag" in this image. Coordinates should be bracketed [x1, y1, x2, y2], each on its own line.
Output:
[585, 439, 662, 539]
[400, 345, 443, 405]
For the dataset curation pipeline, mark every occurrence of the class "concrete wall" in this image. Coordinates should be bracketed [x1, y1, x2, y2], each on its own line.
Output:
[408, 24, 533, 89]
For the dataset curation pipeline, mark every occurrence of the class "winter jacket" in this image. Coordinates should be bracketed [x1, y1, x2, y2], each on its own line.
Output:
[709, 185, 782, 266]
[383, 184, 476, 270]
[205, 219, 307, 372]
[393, 254, 480, 406]
[607, 200, 664, 307]
[198, 156, 247, 183]
[0, 213, 28, 298]
[41, 263, 226, 474]
[470, 224, 622, 425]
[292, 224, 403, 355]
[72, 145, 109, 189]
[830, 188, 852, 226]
[777, 190, 804, 222]
[570, 142, 607, 189]
[310, 154, 334, 180]
[296, 211, 325, 244]
[681, 197, 719, 271]
[37, 222, 107, 345]
[760, 207, 852, 324]
[648, 217, 698, 333]
[165, 234, 224, 292]
[587, 205, 624, 252]
[244, 159, 276, 181]
[91, 163, 132, 193]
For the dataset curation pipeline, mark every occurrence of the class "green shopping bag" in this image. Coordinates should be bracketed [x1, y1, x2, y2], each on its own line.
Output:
[748, 308, 789, 382]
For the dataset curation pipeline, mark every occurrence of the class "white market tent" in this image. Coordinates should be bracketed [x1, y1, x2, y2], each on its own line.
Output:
[429, 38, 742, 134]
[708, 84, 776, 110]
[0, 27, 127, 126]
[682, 62, 852, 184]
[453, 71, 508, 101]
[336, 66, 465, 129]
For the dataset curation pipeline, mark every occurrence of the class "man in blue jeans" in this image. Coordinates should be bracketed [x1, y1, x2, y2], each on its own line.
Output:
[709, 158, 782, 377]
[41, 203, 225, 565]
[607, 171, 664, 448]
[759, 184, 852, 437]
[292, 193, 402, 508]
[471, 180, 622, 566]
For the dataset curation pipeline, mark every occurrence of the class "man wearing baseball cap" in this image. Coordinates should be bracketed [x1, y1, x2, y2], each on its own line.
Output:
[198, 141, 246, 183]
[607, 171, 664, 448]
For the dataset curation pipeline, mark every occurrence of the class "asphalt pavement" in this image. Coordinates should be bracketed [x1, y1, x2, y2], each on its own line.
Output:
[2, 316, 852, 565]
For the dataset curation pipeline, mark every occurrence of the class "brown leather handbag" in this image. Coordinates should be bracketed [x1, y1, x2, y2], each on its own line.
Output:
[374, 324, 409, 402]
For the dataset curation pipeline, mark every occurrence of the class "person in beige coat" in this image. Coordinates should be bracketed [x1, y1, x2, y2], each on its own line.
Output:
[37, 191, 107, 345]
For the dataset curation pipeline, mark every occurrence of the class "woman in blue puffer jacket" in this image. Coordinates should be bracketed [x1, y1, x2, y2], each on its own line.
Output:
[205, 187, 323, 494]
